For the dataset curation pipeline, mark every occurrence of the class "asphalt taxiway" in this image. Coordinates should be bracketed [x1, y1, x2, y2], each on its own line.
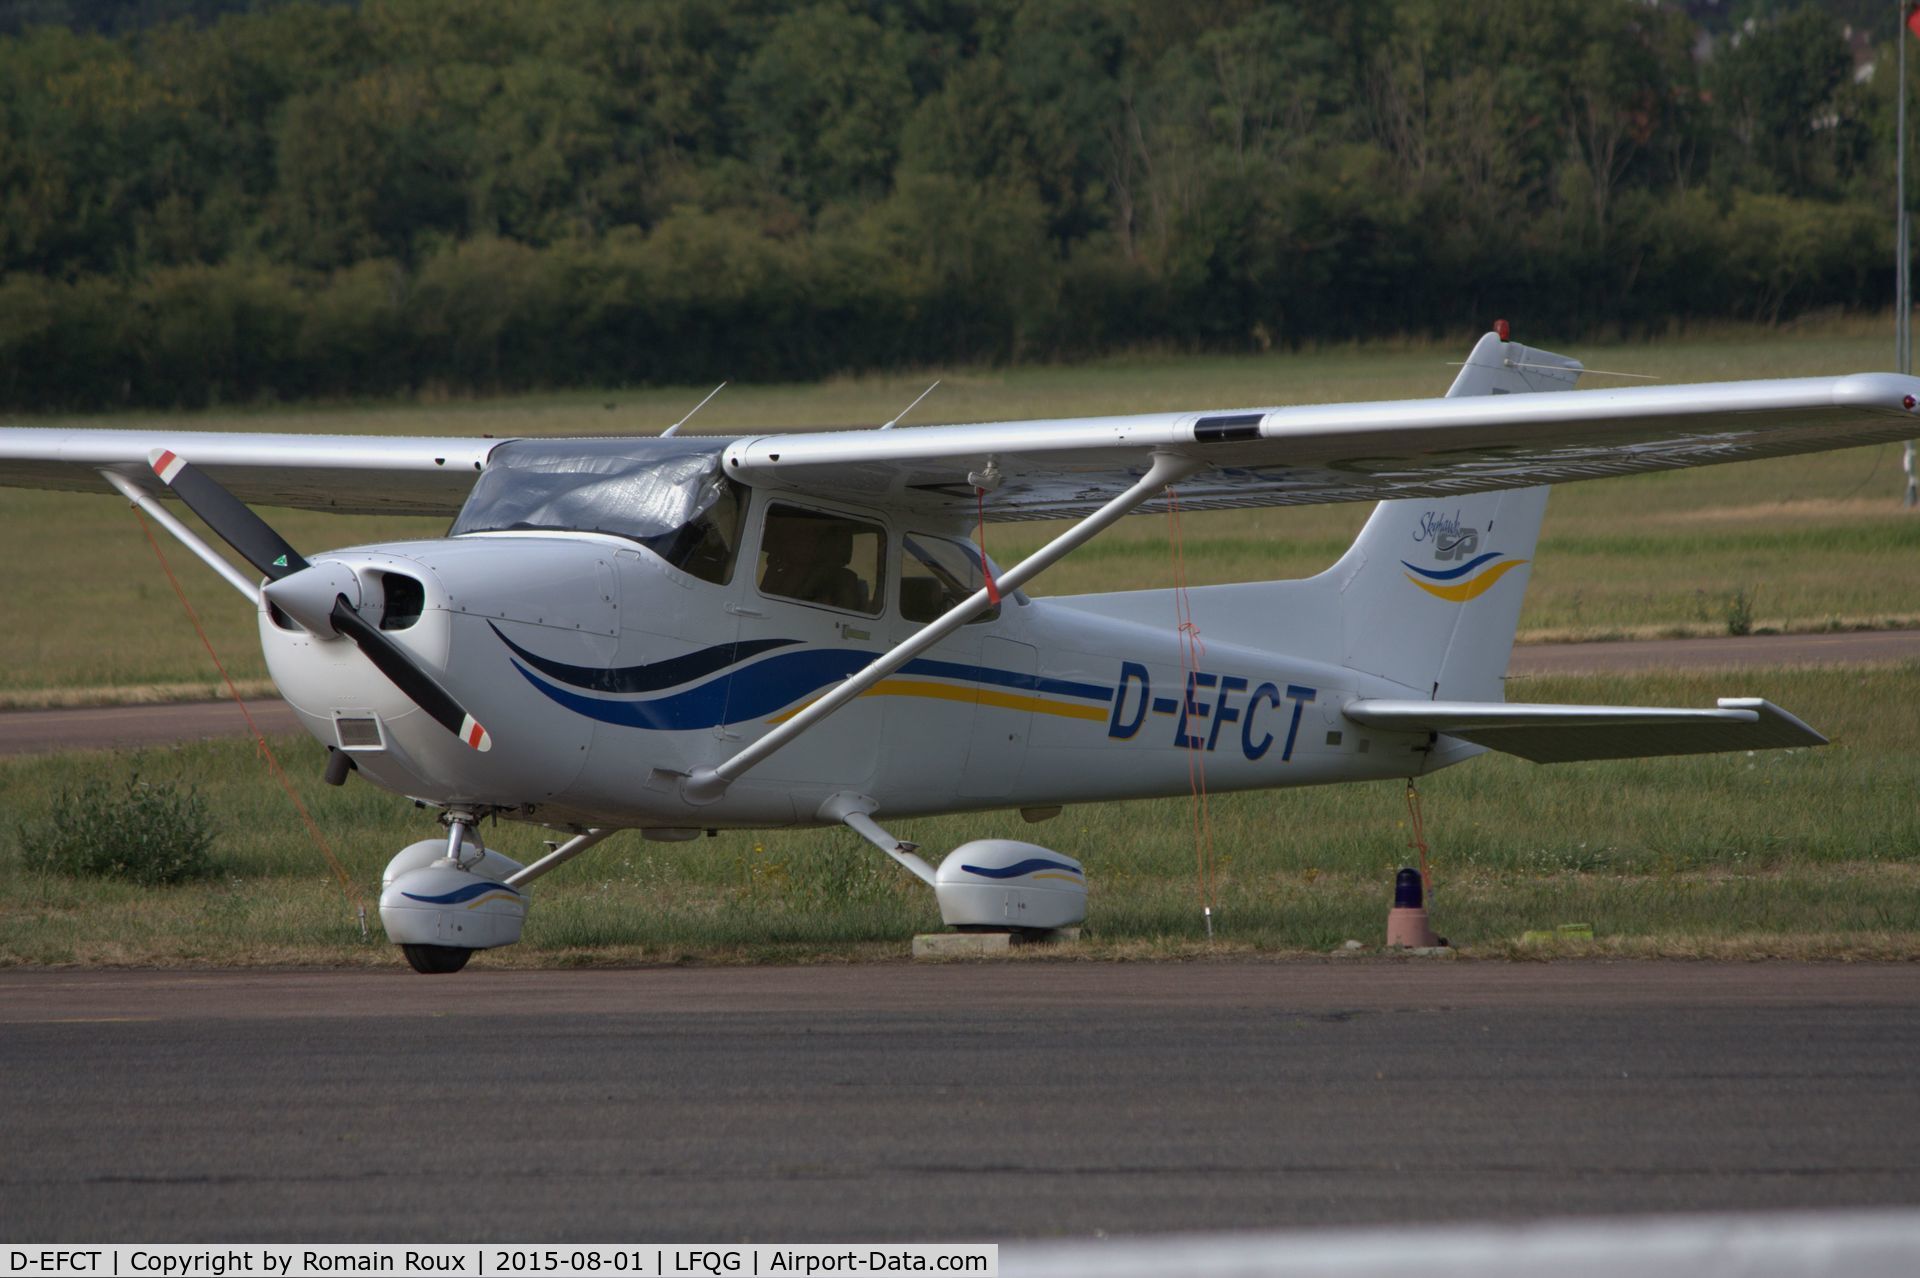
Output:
[4, 962, 1917, 1241]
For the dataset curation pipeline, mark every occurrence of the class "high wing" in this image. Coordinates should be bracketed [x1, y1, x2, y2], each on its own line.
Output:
[725, 369, 1920, 521]
[4, 337, 1919, 520]
[0, 427, 498, 515]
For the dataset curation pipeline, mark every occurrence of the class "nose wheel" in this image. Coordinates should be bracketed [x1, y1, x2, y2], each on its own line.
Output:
[400, 943, 474, 975]
[379, 812, 520, 975]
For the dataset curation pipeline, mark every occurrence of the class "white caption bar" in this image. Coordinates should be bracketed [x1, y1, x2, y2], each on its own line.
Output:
[3, 1245, 996, 1278]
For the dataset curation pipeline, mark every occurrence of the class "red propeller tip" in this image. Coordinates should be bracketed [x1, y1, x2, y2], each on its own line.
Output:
[461, 716, 492, 752]
[149, 449, 186, 484]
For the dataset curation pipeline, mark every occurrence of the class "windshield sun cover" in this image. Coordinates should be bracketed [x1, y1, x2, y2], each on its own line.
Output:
[452, 437, 744, 577]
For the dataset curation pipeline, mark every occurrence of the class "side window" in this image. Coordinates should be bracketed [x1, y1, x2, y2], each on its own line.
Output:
[900, 534, 1000, 624]
[757, 504, 886, 615]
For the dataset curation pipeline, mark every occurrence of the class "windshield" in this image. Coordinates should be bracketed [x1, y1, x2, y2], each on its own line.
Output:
[452, 438, 747, 584]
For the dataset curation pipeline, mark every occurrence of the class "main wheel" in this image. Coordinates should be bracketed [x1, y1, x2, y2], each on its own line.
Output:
[401, 943, 473, 975]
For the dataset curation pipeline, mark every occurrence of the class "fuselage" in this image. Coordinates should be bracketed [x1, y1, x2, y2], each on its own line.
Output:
[263, 492, 1448, 835]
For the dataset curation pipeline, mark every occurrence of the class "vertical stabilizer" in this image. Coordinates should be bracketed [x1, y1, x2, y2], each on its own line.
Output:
[1330, 332, 1581, 700]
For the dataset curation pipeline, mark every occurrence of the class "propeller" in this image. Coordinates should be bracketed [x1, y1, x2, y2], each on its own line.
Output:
[147, 449, 492, 752]
[150, 449, 309, 580]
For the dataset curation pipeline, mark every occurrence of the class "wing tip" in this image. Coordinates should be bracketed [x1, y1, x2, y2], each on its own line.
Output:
[1832, 371, 1920, 412]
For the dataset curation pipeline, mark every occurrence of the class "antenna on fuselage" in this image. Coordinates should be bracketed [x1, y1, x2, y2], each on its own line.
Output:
[660, 381, 728, 438]
[878, 380, 940, 430]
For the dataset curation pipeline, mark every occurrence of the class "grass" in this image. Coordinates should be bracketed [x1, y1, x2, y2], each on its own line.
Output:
[2, 664, 1916, 967]
[4, 316, 1920, 697]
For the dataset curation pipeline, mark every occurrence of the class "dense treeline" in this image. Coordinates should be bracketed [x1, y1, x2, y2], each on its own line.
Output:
[0, 0, 1908, 409]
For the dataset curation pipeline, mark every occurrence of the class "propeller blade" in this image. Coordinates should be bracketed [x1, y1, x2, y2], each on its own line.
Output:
[328, 597, 493, 752]
[148, 449, 309, 581]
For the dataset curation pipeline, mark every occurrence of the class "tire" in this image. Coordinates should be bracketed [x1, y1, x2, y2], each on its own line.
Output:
[401, 943, 473, 975]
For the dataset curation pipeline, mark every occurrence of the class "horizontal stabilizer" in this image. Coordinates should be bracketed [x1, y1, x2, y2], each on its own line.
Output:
[1343, 697, 1825, 764]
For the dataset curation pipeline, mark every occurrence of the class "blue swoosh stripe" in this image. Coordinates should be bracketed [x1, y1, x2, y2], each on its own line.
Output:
[494, 619, 1119, 733]
[493, 624, 1112, 707]
[957, 858, 1083, 879]
[512, 648, 870, 730]
[511, 646, 1114, 731]
[1400, 551, 1503, 581]
[400, 881, 522, 905]
[490, 624, 799, 694]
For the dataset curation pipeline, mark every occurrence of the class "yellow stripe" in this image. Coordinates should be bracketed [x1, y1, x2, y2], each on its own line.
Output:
[1406, 557, 1530, 602]
[1029, 872, 1083, 883]
[768, 678, 1110, 724]
[465, 892, 524, 911]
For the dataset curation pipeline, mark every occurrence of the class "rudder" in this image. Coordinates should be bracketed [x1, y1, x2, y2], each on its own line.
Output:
[1330, 332, 1580, 701]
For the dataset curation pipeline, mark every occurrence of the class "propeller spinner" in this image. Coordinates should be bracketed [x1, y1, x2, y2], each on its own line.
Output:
[147, 449, 493, 752]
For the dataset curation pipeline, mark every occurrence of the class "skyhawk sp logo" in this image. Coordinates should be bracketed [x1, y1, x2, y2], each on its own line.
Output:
[1413, 509, 1479, 561]
[1404, 510, 1527, 601]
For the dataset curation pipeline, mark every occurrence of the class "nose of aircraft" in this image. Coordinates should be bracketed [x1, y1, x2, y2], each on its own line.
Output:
[265, 553, 493, 752]
[264, 537, 619, 805]
[261, 560, 361, 636]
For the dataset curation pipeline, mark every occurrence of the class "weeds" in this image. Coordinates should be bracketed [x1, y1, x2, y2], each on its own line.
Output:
[16, 772, 219, 886]
[1725, 587, 1755, 637]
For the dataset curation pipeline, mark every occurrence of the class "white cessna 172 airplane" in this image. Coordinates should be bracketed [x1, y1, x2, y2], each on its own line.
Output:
[3, 330, 1916, 972]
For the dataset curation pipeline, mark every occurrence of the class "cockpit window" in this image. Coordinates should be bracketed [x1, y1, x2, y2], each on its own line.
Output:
[450, 439, 746, 585]
[757, 504, 885, 615]
[900, 533, 1000, 624]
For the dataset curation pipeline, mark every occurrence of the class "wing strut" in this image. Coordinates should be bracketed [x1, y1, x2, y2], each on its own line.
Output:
[100, 469, 260, 600]
[680, 449, 1203, 803]
[503, 828, 618, 888]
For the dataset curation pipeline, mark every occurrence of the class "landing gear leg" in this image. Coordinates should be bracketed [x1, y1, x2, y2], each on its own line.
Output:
[443, 810, 478, 868]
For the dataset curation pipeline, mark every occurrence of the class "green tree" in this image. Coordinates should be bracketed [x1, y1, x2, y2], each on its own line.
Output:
[731, 2, 914, 212]
[1709, 6, 1854, 197]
